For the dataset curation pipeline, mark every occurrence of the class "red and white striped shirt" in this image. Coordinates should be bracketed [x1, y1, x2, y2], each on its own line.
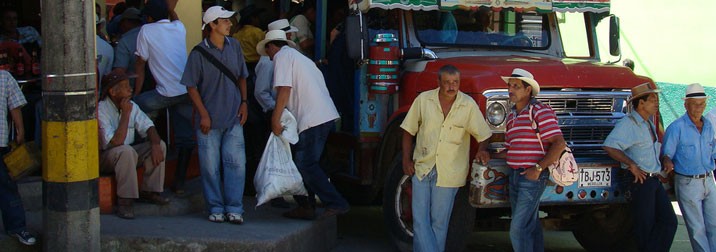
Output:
[505, 101, 562, 169]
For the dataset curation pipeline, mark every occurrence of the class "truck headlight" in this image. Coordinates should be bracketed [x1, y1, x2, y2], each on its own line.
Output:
[486, 102, 506, 126]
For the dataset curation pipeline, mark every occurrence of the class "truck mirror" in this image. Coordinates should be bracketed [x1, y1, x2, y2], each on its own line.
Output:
[345, 12, 369, 61]
[609, 15, 620, 57]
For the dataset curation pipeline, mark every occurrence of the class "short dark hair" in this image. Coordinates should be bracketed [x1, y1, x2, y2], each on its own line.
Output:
[113, 2, 127, 16]
[204, 19, 220, 33]
[267, 40, 289, 48]
[438, 64, 460, 79]
[631, 94, 650, 109]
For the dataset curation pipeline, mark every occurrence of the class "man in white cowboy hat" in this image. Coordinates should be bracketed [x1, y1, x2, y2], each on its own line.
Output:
[662, 83, 716, 252]
[604, 82, 676, 252]
[180, 5, 249, 224]
[252, 19, 298, 208]
[257, 29, 350, 220]
[499, 68, 566, 252]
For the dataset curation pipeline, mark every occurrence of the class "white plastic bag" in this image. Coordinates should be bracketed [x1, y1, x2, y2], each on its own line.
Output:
[254, 109, 306, 207]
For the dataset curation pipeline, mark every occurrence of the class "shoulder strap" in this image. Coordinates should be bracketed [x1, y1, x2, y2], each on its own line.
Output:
[529, 104, 545, 152]
[192, 45, 239, 87]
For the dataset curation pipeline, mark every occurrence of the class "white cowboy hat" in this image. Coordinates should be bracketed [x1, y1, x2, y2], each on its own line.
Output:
[202, 6, 236, 30]
[683, 83, 709, 100]
[501, 68, 540, 96]
[267, 19, 298, 33]
[256, 30, 297, 56]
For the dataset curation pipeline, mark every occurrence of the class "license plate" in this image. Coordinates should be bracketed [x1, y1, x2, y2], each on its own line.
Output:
[578, 167, 611, 188]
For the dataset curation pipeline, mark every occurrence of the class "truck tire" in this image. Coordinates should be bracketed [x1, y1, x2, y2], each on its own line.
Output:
[572, 204, 637, 252]
[383, 154, 475, 252]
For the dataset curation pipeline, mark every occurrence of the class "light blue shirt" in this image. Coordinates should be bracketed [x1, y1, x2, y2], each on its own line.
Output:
[98, 98, 155, 150]
[662, 114, 716, 176]
[604, 113, 662, 173]
[254, 56, 275, 112]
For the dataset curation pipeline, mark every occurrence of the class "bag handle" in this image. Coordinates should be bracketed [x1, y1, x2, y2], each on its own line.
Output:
[528, 104, 545, 153]
[191, 45, 239, 87]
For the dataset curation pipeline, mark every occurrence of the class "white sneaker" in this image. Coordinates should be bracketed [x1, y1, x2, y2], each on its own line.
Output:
[226, 213, 244, 224]
[208, 213, 225, 223]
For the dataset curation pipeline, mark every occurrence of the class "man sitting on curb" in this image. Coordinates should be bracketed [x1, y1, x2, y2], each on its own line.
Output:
[98, 72, 169, 219]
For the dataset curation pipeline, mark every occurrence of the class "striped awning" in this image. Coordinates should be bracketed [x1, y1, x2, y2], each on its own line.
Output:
[357, 0, 610, 13]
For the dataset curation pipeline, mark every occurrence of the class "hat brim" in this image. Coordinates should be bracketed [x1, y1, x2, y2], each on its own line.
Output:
[682, 95, 709, 100]
[501, 76, 540, 96]
[285, 26, 299, 33]
[627, 89, 661, 102]
[256, 38, 297, 56]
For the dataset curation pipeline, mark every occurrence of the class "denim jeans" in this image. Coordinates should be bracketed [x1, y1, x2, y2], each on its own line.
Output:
[292, 120, 349, 210]
[629, 176, 677, 252]
[411, 168, 459, 252]
[676, 173, 716, 252]
[509, 168, 548, 252]
[0, 147, 27, 234]
[196, 121, 246, 215]
[134, 90, 195, 148]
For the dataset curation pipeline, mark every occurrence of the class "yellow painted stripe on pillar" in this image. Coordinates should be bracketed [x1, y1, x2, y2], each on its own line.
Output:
[42, 120, 99, 183]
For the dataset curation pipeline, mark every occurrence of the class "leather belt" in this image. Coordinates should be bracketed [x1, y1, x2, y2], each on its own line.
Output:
[644, 172, 661, 177]
[676, 172, 712, 179]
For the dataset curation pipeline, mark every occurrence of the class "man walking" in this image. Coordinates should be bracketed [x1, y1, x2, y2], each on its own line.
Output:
[604, 82, 676, 252]
[662, 83, 715, 252]
[181, 6, 248, 224]
[400, 64, 492, 252]
[258, 29, 349, 220]
[501, 68, 566, 252]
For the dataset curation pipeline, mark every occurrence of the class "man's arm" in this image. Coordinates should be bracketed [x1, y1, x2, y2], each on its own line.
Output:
[604, 146, 646, 184]
[237, 77, 248, 125]
[521, 135, 567, 180]
[271, 86, 291, 136]
[401, 130, 416, 176]
[146, 126, 165, 166]
[134, 57, 146, 96]
[10, 107, 24, 145]
[187, 87, 210, 134]
[108, 98, 133, 147]
[254, 60, 276, 112]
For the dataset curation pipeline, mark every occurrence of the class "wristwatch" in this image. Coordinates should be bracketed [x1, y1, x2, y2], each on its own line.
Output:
[535, 163, 543, 172]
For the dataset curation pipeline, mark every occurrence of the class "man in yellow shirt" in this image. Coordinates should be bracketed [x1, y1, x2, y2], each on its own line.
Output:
[400, 64, 492, 252]
[233, 5, 265, 69]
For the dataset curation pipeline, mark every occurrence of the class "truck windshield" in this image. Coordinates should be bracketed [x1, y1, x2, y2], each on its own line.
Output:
[413, 9, 549, 49]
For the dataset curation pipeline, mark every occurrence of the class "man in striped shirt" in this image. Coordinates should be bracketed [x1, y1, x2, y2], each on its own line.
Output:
[502, 68, 566, 252]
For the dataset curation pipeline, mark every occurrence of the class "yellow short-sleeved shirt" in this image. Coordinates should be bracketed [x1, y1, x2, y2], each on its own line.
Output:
[400, 88, 492, 187]
[233, 25, 264, 64]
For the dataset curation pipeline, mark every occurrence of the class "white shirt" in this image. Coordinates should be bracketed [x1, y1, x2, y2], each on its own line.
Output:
[290, 14, 313, 57]
[98, 98, 155, 150]
[254, 56, 275, 112]
[273, 46, 338, 133]
[135, 19, 188, 97]
[96, 35, 114, 78]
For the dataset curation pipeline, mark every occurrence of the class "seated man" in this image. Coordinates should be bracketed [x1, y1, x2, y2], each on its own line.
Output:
[98, 72, 169, 219]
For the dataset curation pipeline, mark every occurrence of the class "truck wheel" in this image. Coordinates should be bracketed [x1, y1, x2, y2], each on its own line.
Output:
[383, 154, 475, 252]
[572, 204, 636, 252]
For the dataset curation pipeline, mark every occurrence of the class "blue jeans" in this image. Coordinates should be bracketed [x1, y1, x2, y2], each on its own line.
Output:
[134, 90, 195, 148]
[629, 176, 677, 252]
[411, 168, 459, 252]
[196, 121, 246, 214]
[0, 147, 27, 234]
[509, 168, 548, 252]
[676, 174, 716, 252]
[292, 120, 348, 210]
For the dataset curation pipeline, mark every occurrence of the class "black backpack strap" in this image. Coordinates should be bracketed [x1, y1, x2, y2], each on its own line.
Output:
[192, 45, 239, 87]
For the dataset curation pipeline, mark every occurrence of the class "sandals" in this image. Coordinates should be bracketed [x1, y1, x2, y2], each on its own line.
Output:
[226, 213, 244, 225]
[117, 198, 135, 219]
[208, 213, 225, 223]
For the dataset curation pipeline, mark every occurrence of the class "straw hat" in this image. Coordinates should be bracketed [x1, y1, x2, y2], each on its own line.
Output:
[683, 83, 709, 100]
[501, 68, 540, 96]
[256, 30, 297, 56]
[267, 19, 298, 33]
[628, 82, 660, 102]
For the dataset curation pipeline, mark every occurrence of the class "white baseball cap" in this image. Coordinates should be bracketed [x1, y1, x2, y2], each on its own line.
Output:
[202, 6, 236, 30]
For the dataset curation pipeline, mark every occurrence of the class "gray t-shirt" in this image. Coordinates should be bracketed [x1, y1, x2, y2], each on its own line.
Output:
[180, 37, 249, 130]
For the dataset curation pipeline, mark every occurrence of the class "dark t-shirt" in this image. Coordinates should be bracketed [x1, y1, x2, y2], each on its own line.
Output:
[180, 37, 249, 129]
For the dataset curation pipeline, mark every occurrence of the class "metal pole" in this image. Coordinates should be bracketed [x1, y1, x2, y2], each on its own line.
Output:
[41, 0, 100, 250]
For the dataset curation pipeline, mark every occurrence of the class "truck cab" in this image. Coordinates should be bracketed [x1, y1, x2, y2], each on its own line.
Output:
[324, 0, 656, 251]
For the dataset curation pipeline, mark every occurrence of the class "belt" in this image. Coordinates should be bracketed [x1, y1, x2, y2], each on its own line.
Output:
[644, 172, 661, 177]
[676, 172, 712, 179]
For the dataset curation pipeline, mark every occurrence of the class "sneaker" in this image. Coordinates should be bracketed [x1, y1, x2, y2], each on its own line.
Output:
[226, 213, 244, 225]
[11, 230, 36, 245]
[208, 213, 225, 223]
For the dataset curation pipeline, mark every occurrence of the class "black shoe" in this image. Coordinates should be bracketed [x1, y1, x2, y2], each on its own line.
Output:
[10, 230, 36, 245]
[270, 197, 290, 208]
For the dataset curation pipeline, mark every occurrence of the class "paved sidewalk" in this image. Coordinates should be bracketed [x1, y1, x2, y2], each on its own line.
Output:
[0, 177, 338, 251]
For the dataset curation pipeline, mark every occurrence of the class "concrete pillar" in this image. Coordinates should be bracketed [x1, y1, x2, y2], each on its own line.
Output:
[41, 0, 100, 251]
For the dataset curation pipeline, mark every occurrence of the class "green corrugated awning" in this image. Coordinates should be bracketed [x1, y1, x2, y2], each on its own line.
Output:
[552, 0, 610, 13]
